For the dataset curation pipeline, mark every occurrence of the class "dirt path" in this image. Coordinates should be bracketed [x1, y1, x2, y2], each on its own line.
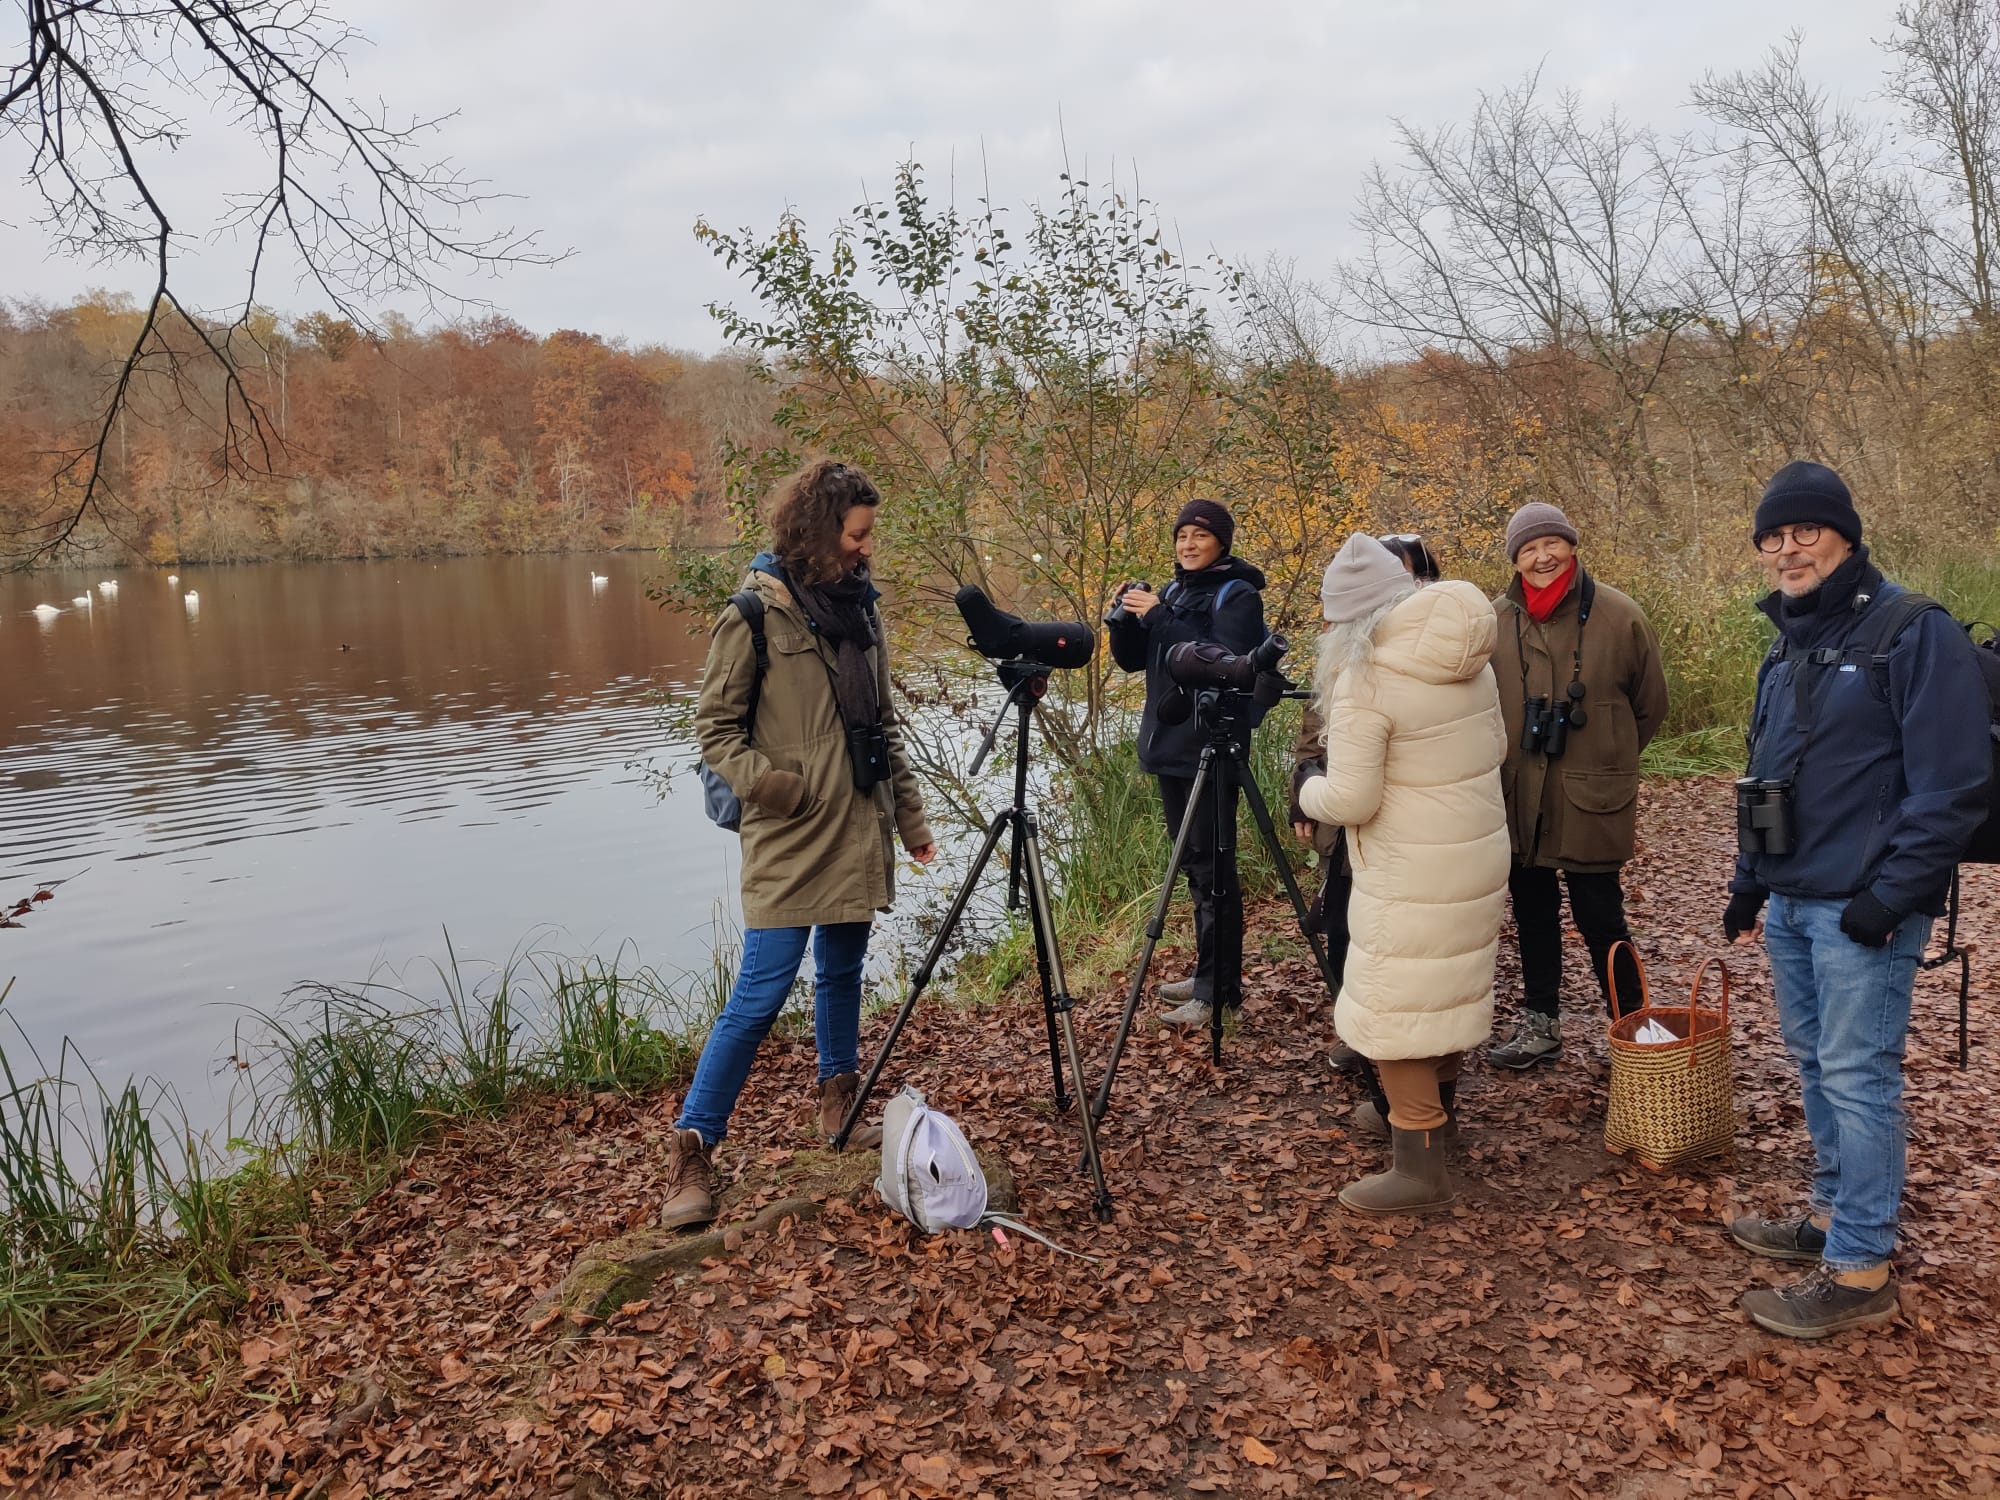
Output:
[10, 779, 1999, 1498]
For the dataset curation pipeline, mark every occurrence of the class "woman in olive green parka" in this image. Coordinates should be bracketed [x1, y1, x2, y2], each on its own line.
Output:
[660, 462, 934, 1232]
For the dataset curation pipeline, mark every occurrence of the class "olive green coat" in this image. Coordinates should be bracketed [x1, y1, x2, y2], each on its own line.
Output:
[1492, 570, 1668, 872]
[695, 569, 931, 929]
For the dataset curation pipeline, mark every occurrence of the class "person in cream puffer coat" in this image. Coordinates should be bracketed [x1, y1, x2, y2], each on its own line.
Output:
[1299, 534, 1510, 1215]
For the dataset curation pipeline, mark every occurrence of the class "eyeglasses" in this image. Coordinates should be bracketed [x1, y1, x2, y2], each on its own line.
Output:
[1755, 523, 1823, 553]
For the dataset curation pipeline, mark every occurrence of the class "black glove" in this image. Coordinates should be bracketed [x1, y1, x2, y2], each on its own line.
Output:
[1723, 891, 1766, 942]
[1839, 890, 1900, 948]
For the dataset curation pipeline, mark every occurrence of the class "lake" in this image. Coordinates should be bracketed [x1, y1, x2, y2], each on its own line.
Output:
[0, 552, 769, 1136]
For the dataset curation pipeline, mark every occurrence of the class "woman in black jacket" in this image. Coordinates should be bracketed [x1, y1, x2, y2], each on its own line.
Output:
[1107, 499, 1268, 1028]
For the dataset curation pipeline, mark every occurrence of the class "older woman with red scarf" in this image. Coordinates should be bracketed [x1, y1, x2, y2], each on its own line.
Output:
[1487, 503, 1669, 1071]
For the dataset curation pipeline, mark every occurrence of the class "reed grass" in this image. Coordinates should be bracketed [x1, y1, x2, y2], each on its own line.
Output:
[0, 926, 739, 1426]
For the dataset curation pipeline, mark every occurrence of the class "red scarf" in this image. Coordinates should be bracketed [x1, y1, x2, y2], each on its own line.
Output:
[1522, 558, 1578, 623]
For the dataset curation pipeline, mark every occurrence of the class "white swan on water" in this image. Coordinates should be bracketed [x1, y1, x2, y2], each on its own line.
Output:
[97, 580, 118, 595]
[168, 574, 180, 584]
[32, 603, 60, 618]
[183, 591, 200, 611]
[590, 572, 608, 587]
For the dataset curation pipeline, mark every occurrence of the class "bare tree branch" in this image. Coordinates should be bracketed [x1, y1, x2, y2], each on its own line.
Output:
[1, 0, 563, 565]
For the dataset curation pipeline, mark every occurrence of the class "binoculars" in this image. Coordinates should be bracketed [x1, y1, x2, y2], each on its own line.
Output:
[1736, 776, 1796, 856]
[1522, 681, 1588, 759]
[848, 722, 892, 792]
[1105, 581, 1151, 629]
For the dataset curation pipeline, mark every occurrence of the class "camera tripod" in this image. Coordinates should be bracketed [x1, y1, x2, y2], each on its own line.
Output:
[834, 659, 1114, 1222]
[1090, 687, 1342, 1124]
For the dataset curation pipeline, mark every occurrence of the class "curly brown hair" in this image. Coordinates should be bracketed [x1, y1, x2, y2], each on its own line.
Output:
[769, 460, 882, 583]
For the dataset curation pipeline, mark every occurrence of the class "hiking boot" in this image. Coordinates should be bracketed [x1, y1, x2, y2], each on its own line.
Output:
[1327, 1039, 1366, 1075]
[1742, 1265, 1900, 1340]
[1351, 1083, 1459, 1143]
[1730, 1211, 1828, 1264]
[1157, 976, 1197, 1007]
[818, 1072, 883, 1151]
[1339, 1126, 1456, 1216]
[1487, 1011, 1563, 1070]
[659, 1127, 716, 1231]
[1351, 1098, 1389, 1139]
[1160, 996, 1213, 1029]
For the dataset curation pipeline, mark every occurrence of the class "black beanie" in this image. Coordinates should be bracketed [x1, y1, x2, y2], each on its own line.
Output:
[1754, 461, 1862, 546]
[1174, 498, 1234, 555]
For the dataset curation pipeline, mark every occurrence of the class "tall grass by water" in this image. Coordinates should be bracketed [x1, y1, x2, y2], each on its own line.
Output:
[0, 934, 736, 1424]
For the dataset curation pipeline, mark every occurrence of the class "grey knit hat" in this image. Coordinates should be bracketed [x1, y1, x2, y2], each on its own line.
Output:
[1321, 534, 1417, 624]
[1504, 502, 1580, 562]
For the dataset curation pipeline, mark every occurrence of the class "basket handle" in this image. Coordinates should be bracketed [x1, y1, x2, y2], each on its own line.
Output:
[1687, 956, 1732, 1039]
[1605, 938, 1650, 1032]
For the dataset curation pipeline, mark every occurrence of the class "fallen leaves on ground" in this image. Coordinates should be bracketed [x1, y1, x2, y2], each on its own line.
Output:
[7, 780, 1999, 1497]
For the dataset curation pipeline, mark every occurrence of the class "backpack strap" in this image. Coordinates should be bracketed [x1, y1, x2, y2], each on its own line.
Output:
[728, 589, 769, 738]
[1851, 591, 1943, 695]
[1162, 577, 1246, 626]
[1771, 590, 1943, 770]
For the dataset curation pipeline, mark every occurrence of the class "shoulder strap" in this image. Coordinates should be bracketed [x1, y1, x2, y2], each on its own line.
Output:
[1853, 591, 1941, 668]
[1164, 577, 1245, 621]
[728, 590, 768, 737]
[1775, 590, 1943, 772]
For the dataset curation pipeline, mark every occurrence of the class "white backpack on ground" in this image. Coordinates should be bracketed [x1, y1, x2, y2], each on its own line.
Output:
[877, 1086, 988, 1232]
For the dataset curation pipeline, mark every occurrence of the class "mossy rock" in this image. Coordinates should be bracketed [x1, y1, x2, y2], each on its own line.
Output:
[534, 1144, 1018, 1326]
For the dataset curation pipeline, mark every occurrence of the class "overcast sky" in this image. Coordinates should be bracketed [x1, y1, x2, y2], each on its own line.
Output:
[2, 0, 1902, 352]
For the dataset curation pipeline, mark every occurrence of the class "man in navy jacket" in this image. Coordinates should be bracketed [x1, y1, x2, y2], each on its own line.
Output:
[1723, 461, 1989, 1339]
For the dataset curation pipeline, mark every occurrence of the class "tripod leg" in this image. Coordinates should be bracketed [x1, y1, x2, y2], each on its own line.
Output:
[1089, 749, 1216, 1125]
[1019, 812, 1114, 1221]
[1209, 749, 1240, 1065]
[836, 809, 1015, 1149]
[1235, 750, 1342, 1007]
[1027, 869, 1070, 1111]
[1952, 870, 1969, 1071]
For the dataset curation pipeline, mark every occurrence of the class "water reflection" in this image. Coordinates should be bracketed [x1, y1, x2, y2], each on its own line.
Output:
[0, 553, 725, 1130]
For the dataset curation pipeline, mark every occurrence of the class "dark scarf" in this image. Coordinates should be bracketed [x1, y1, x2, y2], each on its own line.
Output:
[787, 564, 881, 729]
[1760, 545, 1880, 645]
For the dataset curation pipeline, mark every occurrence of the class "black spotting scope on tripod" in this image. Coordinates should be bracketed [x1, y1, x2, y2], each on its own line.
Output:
[1087, 632, 1344, 1136]
[834, 584, 1114, 1222]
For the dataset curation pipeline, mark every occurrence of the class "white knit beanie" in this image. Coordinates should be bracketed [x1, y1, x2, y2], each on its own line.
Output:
[1320, 534, 1416, 624]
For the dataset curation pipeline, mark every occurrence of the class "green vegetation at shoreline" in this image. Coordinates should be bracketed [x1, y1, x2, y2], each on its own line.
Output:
[0, 939, 738, 1426]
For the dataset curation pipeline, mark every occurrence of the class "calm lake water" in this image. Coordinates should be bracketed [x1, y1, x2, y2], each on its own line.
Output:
[0, 552, 773, 1134]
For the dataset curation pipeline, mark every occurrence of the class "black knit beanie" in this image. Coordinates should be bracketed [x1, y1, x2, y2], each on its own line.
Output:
[1754, 461, 1862, 546]
[1174, 498, 1234, 555]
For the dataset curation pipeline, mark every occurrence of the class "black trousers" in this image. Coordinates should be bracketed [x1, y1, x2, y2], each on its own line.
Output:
[1313, 862, 1353, 993]
[1157, 774, 1243, 1009]
[1508, 863, 1645, 1018]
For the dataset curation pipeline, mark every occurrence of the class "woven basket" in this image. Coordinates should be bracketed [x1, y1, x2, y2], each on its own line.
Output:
[1602, 944, 1735, 1171]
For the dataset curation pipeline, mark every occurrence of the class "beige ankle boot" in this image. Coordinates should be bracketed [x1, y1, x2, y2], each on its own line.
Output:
[818, 1073, 883, 1150]
[659, 1127, 717, 1230]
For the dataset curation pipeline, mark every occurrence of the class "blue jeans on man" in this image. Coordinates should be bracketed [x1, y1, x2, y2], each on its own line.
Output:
[675, 922, 871, 1145]
[1763, 893, 1931, 1270]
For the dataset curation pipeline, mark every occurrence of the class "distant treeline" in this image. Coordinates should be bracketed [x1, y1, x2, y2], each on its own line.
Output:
[0, 301, 787, 566]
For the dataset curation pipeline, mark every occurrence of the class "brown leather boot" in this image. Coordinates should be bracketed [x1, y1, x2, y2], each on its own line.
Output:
[818, 1073, 883, 1151]
[659, 1127, 716, 1230]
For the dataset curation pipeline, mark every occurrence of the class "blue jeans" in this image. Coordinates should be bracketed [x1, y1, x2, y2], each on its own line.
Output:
[1764, 893, 1931, 1271]
[674, 922, 872, 1145]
